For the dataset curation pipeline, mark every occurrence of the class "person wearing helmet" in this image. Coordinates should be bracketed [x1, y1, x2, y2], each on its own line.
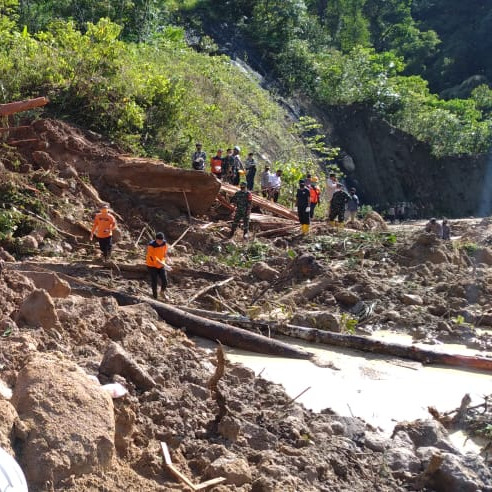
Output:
[146, 232, 170, 300]
[90, 204, 117, 261]
[296, 179, 311, 235]
[231, 146, 244, 185]
[309, 177, 321, 219]
[229, 182, 252, 239]
[192, 143, 207, 171]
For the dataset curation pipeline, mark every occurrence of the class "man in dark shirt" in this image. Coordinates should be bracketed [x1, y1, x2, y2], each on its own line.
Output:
[296, 179, 311, 235]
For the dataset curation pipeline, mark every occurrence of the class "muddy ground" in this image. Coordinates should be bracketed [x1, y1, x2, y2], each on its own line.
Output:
[0, 120, 491, 491]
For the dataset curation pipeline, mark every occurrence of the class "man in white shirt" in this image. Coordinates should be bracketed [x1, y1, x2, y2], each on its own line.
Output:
[269, 169, 283, 203]
[260, 165, 273, 198]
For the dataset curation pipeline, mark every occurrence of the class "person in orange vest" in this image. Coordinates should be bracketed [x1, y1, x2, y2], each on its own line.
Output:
[309, 177, 321, 219]
[210, 149, 224, 179]
[90, 204, 116, 260]
[146, 231, 170, 300]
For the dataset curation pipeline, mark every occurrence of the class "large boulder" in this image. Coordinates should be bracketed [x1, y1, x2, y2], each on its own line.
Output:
[11, 355, 115, 488]
[21, 271, 71, 298]
[15, 289, 60, 330]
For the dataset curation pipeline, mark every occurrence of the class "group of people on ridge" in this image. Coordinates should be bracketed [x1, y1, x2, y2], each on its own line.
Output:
[192, 143, 257, 190]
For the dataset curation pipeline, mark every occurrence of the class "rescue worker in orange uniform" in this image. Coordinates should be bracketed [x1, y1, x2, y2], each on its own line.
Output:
[146, 232, 169, 300]
[90, 204, 116, 260]
[210, 149, 224, 179]
[309, 177, 321, 219]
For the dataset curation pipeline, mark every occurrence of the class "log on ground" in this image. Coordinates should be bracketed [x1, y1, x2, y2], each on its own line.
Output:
[273, 324, 492, 372]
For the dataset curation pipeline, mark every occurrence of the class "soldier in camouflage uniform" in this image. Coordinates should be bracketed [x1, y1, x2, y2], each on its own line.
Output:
[229, 182, 252, 239]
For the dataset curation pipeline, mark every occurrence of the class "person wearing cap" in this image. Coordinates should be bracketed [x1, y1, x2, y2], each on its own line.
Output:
[231, 146, 244, 186]
[260, 165, 273, 198]
[146, 232, 170, 299]
[296, 179, 311, 235]
[90, 204, 116, 260]
[347, 187, 360, 222]
[244, 152, 257, 191]
[309, 177, 321, 219]
[229, 181, 252, 239]
[192, 143, 207, 171]
[210, 149, 224, 179]
[328, 183, 350, 226]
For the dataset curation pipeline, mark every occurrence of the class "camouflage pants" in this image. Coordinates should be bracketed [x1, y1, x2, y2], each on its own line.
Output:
[232, 209, 250, 232]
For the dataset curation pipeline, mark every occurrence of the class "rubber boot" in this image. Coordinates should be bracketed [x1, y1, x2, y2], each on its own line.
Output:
[301, 224, 308, 235]
[328, 220, 336, 227]
[338, 222, 345, 229]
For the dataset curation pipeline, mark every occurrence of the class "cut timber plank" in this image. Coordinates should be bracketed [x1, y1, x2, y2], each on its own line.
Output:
[221, 182, 298, 221]
[0, 97, 49, 116]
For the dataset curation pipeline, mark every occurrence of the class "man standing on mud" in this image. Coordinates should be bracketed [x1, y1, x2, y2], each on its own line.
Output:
[296, 179, 311, 235]
[229, 181, 252, 239]
[146, 232, 170, 300]
[329, 183, 350, 226]
[90, 204, 116, 261]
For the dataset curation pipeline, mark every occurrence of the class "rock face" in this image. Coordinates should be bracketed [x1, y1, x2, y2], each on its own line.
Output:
[316, 105, 490, 217]
[11, 355, 115, 488]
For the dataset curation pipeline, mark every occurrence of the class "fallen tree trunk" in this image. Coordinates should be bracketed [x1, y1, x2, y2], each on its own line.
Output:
[0, 97, 49, 116]
[180, 307, 492, 372]
[15, 264, 312, 359]
[273, 324, 492, 372]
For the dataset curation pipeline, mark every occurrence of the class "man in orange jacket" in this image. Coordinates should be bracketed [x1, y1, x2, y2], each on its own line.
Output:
[146, 232, 169, 300]
[90, 205, 116, 260]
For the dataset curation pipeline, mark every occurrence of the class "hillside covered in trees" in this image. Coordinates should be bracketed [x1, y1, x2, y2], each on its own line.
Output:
[1, 0, 492, 214]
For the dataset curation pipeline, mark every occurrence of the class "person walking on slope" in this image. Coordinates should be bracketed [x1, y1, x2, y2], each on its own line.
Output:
[347, 187, 359, 222]
[296, 179, 311, 235]
[146, 232, 170, 300]
[210, 149, 224, 179]
[260, 165, 273, 198]
[309, 177, 321, 219]
[244, 152, 257, 191]
[192, 142, 206, 171]
[90, 204, 116, 261]
[329, 183, 350, 226]
[230, 181, 252, 239]
[442, 219, 451, 240]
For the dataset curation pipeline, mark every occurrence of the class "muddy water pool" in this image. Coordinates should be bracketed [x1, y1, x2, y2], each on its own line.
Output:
[197, 333, 491, 451]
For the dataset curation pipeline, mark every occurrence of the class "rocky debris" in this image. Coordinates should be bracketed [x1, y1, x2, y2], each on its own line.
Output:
[15, 288, 60, 330]
[0, 399, 18, 454]
[251, 261, 278, 281]
[99, 342, 156, 391]
[290, 254, 323, 279]
[472, 246, 492, 265]
[11, 355, 115, 488]
[291, 310, 340, 332]
[416, 447, 492, 492]
[401, 293, 424, 306]
[205, 454, 252, 486]
[21, 271, 71, 298]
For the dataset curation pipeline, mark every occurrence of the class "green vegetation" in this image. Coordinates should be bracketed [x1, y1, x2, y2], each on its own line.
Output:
[0, 0, 490, 163]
